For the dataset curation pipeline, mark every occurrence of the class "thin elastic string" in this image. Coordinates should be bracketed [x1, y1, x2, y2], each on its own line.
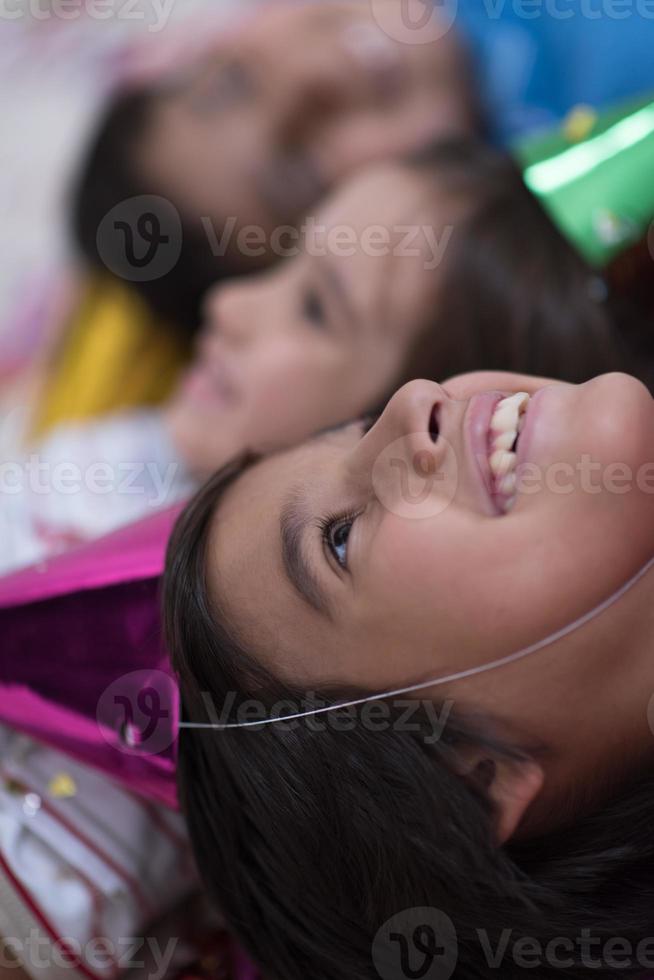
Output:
[179, 554, 654, 730]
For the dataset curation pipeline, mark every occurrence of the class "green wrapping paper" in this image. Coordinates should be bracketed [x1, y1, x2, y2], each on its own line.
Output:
[514, 95, 654, 269]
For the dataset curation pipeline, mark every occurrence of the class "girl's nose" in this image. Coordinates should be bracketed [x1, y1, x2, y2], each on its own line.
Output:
[347, 380, 453, 508]
[358, 380, 449, 456]
[203, 279, 261, 348]
[267, 56, 355, 149]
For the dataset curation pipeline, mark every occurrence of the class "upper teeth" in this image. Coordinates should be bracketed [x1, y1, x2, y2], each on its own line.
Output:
[488, 392, 530, 512]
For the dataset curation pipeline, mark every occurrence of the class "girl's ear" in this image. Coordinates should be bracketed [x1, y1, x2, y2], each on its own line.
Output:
[453, 750, 545, 845]
[484, 757, 545, 844]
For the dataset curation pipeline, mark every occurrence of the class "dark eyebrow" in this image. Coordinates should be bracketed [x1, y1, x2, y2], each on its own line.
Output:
[280, 491, 331, 617]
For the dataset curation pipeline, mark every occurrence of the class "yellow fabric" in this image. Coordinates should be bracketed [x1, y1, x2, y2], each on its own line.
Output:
[32, 275, 188, 439]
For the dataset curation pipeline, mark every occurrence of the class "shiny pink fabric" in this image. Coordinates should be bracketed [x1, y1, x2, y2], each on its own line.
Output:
[0, 505, 263, 977]
[0, 506, 184, 809]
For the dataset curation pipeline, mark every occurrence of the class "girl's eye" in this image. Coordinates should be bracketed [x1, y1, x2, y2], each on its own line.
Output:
[192, 60, 256, 113]
[302, 288, 327, 329]
[322, 515, 356, 570]
[361, 414, 380, 435]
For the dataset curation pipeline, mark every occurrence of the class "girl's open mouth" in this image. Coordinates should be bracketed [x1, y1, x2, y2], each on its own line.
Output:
[487, 392, 530, 513]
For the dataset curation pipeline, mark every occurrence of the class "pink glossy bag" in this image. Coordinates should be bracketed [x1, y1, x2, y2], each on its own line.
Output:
[0, 506, 183, 809]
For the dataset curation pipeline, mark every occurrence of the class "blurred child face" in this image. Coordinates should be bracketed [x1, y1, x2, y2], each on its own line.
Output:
[207, 370, 653, 781]
[135, 0, 472, 253]
[166, 161, 461, 473]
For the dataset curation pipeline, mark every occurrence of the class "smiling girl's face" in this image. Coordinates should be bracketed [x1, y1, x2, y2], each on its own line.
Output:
[166, 160, 461, 473]
[207, 371, 654, 717]
[168, 369, 654, 980]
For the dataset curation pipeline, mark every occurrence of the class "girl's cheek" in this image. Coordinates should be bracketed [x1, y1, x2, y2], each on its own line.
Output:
[373, 519, 444, 594]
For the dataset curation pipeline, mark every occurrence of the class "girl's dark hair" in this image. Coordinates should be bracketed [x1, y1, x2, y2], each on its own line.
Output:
[71, 88, 228, 335]
[164, 463, 654, 980]
[394, 140, 652, 392]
